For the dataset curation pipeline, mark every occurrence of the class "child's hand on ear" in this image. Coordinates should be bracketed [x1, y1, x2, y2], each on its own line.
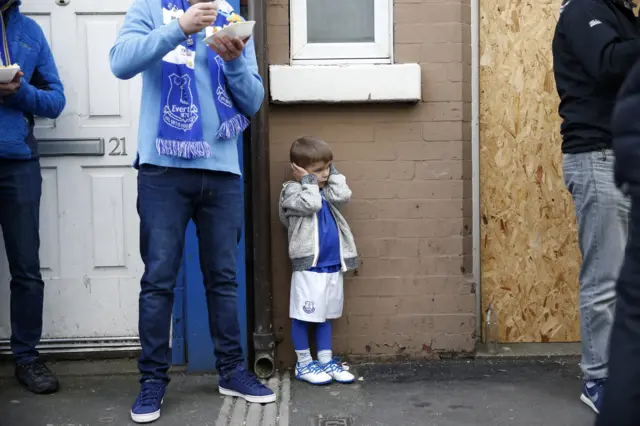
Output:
[291, 163, 308, 182]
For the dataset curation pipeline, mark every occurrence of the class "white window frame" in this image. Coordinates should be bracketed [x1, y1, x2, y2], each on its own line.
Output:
[290, 0, 393, 65]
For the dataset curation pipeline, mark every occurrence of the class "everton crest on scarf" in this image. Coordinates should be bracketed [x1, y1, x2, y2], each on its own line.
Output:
[157, 0, 250, 160]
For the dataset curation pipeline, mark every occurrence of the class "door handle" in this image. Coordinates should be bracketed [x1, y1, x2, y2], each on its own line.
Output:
[55, 0, 69, 6]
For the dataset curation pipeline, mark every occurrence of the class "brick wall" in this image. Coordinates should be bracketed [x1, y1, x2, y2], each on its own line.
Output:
[266, 0, 475, 367]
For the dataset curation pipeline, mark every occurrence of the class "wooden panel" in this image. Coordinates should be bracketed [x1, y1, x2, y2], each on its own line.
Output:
[479, 0, 581, 342]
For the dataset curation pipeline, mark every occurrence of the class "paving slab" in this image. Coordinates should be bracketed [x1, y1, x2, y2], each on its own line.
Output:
[289, 358, 595, 426]
[0, 373, 224, 426]
[0, 357, 596, 426]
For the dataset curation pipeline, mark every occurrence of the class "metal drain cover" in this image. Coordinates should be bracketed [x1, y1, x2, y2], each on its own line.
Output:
[316, 418, 353, 426]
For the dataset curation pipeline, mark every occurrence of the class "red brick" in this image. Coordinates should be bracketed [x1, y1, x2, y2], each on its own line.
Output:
[266, 25, 288, 46]
[349, 219, 399, 238]
[356, 255, 468, 277]
[418, 236, 471, 256]
[374, 123, 423, 142]
[347, 297, 401, 316]
[395, 44, 422, 64]
[270, 103, 466, 125]
[395, 24, 428, 44]
[332, 143, 397, 161]
[431, 333, 475, 351]
[423, 3, 464, 23]
[400, 294, 475, 315]
[335, 161, 416, 181]
[423, 81, 465, 102]
[395, 3, 425, 24]
[347, 199, 466, 219]
[395, 218, 467, 238]
[267, 0, 477, 362]
[396, 141, 465, 161]
[423, 122, 464, 141]
[347, 314, 474, 335]
[423, 23, 467, 43]
[415, 160, 470, 180]
[266, 5, 288, 26]
[267, 44, 289, 65]
[345, 333, 474, 355]
[348, 276, 473, 297]
[421, 63, 465, 83]
[424, 102, 466, 121]
[270, 124, 375, 144]
[421, 43, 464, 63]
[394, 180, 466, 199]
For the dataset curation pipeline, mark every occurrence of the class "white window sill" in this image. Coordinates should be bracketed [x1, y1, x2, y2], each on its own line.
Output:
[269, 63, 422, 104]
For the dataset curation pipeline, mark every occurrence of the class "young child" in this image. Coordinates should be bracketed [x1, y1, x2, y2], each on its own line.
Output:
[279, 136, 359, 385]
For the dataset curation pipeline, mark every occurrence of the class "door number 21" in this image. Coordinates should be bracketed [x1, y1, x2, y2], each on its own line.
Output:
[109, 137, 127, 156]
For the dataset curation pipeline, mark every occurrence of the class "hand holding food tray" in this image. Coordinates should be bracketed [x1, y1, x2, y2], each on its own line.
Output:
[203, 0, 255, 48]
[0, 64, 20, 84]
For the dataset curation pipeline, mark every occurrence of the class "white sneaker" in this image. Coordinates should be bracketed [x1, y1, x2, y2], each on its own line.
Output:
[295, 361, 333, 385]
[321, 359, 355, 384]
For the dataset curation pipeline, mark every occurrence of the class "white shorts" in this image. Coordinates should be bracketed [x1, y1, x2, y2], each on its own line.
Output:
[289, 270, 344, 323]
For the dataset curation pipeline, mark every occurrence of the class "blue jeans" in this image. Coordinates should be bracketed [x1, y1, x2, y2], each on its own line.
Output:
[0, 159, 44, 365]
[563, 150, 630, 381]
[137, 165, 244, 382]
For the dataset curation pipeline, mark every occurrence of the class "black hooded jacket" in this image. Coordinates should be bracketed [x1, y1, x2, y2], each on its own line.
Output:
[552, 0, 640, 153]
[613, 59, 640, 194]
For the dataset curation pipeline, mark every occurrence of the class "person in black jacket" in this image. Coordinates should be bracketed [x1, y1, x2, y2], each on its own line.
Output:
[552, 0, 640, 414]
[595, 57, 640, 426]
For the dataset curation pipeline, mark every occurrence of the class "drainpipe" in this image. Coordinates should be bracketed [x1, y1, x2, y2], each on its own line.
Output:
[248, 0, 276, 379]
[471, 0, 482, 341]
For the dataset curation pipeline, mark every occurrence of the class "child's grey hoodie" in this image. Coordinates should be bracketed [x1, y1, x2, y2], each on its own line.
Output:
[279, 164, 358, 272]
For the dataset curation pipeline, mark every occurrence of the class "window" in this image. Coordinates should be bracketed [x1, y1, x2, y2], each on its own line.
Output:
[290, 0, 392, 64]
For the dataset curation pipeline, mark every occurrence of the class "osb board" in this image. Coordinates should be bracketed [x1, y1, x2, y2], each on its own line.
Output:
[479, 0, 581, 342]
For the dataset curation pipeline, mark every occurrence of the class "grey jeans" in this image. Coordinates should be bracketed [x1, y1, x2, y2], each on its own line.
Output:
[563, 150, 630, 381]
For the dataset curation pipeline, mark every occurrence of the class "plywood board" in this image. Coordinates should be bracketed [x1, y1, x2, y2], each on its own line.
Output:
[479, 0, 581, 342]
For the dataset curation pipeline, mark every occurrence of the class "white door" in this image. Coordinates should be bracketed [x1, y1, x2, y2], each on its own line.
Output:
[0, 0, 143, 353]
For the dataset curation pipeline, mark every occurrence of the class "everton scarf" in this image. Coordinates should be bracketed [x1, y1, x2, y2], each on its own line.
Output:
[157, 0, 249, 159]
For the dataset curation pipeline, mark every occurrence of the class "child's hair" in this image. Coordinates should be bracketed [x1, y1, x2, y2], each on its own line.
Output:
[290, 136, 333, 168]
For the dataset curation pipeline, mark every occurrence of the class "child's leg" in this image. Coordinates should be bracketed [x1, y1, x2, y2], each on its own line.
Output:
[291, 319, 312, 366]
[318, 272, 355, 384]
[316, 320, 333, 365]
[292, 319, 332, 385]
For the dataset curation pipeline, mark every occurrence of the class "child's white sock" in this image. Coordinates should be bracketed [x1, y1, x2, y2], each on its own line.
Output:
[296, 349, 313, 366]
[318, 350, 332, 365]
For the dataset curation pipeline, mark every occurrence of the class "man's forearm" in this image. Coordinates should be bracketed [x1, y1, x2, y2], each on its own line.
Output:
[3, 82, 65, 119]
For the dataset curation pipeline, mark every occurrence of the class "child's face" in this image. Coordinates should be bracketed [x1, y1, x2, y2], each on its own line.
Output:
[305, 161, 331, 187]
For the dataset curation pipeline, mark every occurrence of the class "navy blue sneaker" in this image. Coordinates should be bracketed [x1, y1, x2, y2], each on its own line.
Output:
[218, 364, 276, 404]
[130, 380, 166, 423]
[580, 379, 605, 414]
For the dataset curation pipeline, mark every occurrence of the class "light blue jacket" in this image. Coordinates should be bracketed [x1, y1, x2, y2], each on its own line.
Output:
[109, 0, 263, 174]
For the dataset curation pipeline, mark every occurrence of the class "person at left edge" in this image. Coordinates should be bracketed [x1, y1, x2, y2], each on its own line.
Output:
[0, 0, 66, 395]
[110, 0, 275, 423]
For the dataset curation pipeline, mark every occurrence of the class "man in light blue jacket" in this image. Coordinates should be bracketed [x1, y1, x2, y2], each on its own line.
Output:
[110, 0, 274, 422]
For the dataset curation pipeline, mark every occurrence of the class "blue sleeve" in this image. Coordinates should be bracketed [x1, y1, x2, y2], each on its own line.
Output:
[4, 26, 65, 119]
[110, 0, 188, 80]
[222, 37, 264, 116]
[562, 0, 640, 81]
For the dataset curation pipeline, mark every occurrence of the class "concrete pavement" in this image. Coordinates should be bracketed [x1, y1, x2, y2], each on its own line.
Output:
[0, 357, 595, 426]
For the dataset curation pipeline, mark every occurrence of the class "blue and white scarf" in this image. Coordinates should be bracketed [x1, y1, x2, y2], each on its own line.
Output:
[158, 0, 249, 159]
